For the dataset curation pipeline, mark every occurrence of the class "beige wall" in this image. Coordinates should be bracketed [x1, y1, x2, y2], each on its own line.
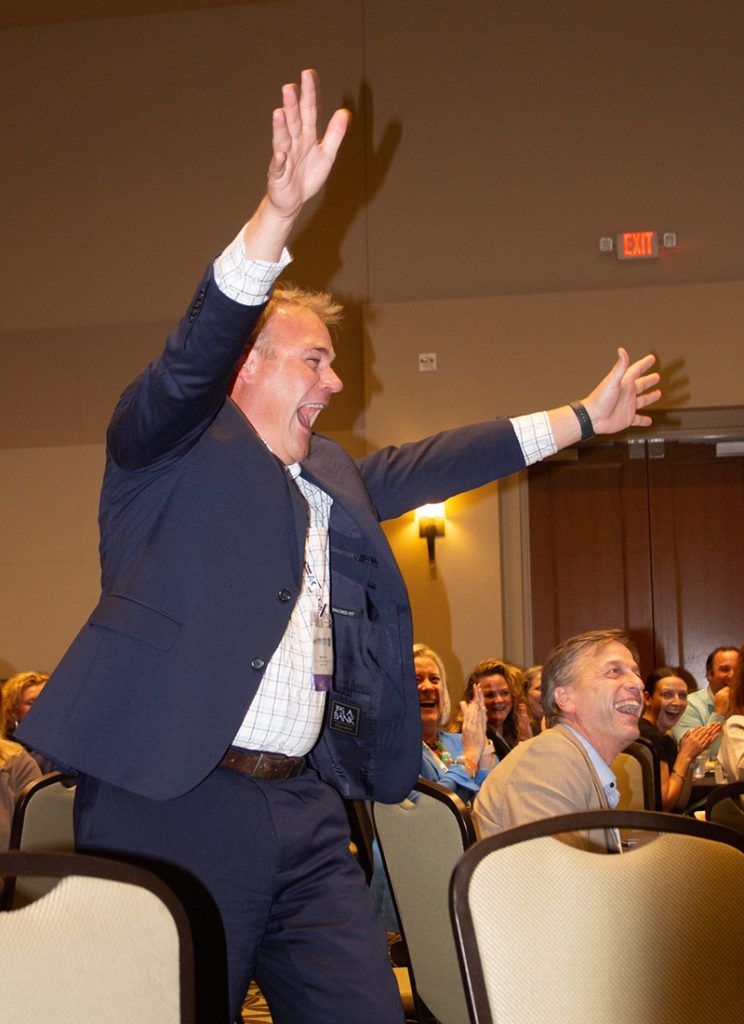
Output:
[3, 1, 744, 684]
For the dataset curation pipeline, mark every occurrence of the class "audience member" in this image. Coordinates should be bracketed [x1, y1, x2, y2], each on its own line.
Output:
[415, 644, 494, 805]
[474, 629, 644, 851]
[371, 643, 495, 932]
[640, 667, 720, 810]
[717, 660, 744, 782]
[1, 729, 41, 853]
[0, 672, 52, 772]
[671, 646, 740, 757]
[1, 672, 48, 738]
[519, 664, 544, 736]
[462, 659, 526, 758]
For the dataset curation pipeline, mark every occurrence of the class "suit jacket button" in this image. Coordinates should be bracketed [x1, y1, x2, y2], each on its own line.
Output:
[251, 658, 265, 670]
[278, 589, 292, 602]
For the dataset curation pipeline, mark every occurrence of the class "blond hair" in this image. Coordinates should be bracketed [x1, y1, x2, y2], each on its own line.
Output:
[1, 671, 48, 737]
[413, 643, 451, 726]
[249, 285, 344, 357]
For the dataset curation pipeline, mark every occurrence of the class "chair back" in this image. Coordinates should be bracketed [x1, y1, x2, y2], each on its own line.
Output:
[372, 778, 476, 1024]
[705, 779, 744, 834]
[0, 849, 223, 1024]
[450, 809, 744, 1024]
[611, 740, 660, 809]
[630, 735, 662, 808]
[345, 799, 375, 883]
[1, 771, 76, 909]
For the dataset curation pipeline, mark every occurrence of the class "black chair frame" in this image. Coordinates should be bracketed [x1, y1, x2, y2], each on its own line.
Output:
[1, 770, 76, 910]
[628, 735, 663, 809]
[705, 778, 744, 830]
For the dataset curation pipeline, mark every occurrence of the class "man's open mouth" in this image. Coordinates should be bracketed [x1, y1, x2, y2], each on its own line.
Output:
[297, 403, 325, 429]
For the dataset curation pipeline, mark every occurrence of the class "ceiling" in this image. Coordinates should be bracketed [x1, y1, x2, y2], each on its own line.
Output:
[0, 0, 271, 29]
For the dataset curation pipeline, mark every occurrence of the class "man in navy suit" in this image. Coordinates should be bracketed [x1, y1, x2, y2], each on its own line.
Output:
[20, 70, 661, 1023]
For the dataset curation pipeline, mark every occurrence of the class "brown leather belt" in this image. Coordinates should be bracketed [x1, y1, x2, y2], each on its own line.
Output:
[219, 746, 306, 780]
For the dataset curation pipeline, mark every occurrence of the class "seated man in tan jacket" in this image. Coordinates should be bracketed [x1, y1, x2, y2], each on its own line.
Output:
[473, 629, 643, 852]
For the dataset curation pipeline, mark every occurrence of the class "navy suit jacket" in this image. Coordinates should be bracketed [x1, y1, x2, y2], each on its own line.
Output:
[20, 265, 527, 803]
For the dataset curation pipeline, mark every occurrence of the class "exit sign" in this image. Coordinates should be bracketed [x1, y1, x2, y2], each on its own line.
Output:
[616, 230, 658, 260]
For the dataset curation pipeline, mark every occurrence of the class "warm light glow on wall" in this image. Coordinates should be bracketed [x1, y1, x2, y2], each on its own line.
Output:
[416, 503, 446, 565]
[415, 503, 446, 523]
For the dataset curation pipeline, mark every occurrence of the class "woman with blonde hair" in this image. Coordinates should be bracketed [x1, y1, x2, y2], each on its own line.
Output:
[414, 643, 494, 804]
[1, 672, 51, 772]
[1, 672, 48, 738]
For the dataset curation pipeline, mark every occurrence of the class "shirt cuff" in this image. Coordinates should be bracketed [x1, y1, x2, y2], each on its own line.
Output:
[213, 229, 292, 305]
[509, 411, 557, 466]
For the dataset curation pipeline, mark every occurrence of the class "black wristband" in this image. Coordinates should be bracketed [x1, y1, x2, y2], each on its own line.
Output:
[569, 400, 595, 441]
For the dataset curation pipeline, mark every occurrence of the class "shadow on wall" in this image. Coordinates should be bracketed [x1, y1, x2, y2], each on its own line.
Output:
[291, 81, 402, 454]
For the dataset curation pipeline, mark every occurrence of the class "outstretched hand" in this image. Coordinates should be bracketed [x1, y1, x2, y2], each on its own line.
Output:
[267, 69, 350, 221]
[582, 348, 661, 435]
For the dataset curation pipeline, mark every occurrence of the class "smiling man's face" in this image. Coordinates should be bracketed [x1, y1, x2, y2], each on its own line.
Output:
[554, 640, 643, 764]
[231, 303, 343, 466]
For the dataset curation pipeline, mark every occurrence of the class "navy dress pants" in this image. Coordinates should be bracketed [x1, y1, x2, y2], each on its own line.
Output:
[74, 765, 404, 1024]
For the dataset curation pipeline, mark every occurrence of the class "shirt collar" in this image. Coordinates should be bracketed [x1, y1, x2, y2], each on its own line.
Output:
[562, 723, 619, 807]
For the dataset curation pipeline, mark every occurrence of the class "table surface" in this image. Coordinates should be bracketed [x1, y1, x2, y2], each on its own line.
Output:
[688, 771, 725, 810]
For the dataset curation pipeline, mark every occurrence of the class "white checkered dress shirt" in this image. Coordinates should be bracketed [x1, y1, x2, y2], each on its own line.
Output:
[231, 467, 333, 755]
[510, 411, 557, 464]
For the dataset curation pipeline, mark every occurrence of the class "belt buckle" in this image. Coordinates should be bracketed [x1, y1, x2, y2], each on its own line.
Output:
[256, 752, 301, 780]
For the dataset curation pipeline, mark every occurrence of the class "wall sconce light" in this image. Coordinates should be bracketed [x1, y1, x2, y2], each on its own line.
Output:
[416, 503, 446, 565]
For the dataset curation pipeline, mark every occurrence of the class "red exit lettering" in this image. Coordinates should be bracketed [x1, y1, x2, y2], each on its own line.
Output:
[617, 230, 659, 260]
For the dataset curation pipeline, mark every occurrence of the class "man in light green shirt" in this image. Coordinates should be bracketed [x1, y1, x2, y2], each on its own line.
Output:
[671, 646, 740, 758]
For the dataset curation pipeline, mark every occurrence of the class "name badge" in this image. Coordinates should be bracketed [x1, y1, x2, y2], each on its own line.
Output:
[312, 614, 333, 692]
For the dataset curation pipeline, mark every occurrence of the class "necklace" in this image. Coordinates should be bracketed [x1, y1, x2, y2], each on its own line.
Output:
[424, 735, 453, 766]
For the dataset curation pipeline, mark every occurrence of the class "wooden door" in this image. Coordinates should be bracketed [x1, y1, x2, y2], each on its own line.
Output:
[528, 438, 744, 683]
[647, 440, 744, 681]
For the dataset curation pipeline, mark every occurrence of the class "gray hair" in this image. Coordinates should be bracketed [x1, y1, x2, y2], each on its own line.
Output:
[542, 630, 638, 727]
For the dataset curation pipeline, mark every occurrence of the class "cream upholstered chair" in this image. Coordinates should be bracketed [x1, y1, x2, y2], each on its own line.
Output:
[372, 778, 476, 1024]
[610, 739, 660, 810]
[0, 849, 227, 1024]
[1, 771, 76, 909]
[450, 809, 744, 1024]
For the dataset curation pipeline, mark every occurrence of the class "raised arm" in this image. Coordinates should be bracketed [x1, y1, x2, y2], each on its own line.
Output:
[547, 348, 661, 450]
[241, 69, 350, 262]
[359, 344, 661, 521]
[109, 71, 349, 470]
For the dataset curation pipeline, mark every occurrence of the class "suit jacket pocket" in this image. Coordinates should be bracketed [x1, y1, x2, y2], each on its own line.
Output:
[89, 594, 183, 651]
